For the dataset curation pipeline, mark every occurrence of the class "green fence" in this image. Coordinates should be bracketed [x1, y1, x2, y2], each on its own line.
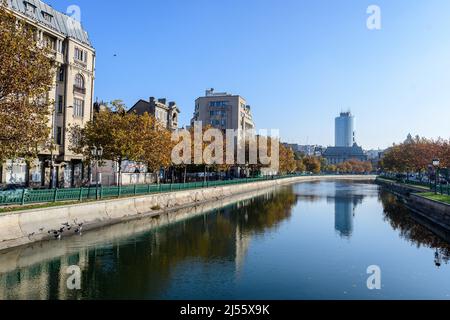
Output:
[0, 174, 305, 206]
[378, 175, 450, 195]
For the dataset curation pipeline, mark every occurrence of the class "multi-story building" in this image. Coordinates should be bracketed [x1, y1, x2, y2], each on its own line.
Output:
[324, 112, 367, 165]
[128, 97, 180, 131]
[191, 89, 255, 134]
[283, 144, 325, 157]
[2, 0, 95, 188]
[335, 112, 355, 147]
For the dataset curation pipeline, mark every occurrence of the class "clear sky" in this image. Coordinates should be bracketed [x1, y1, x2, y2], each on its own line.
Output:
[47, 0, 450, 149]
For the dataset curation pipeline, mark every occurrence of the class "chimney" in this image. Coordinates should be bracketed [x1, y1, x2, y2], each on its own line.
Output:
[149, 97, 155, 104]
[158, 98, 167, 105]
[169, 101, 176, 108]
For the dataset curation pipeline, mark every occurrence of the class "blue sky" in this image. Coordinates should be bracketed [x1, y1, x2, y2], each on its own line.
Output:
[47, 0, 450, 149]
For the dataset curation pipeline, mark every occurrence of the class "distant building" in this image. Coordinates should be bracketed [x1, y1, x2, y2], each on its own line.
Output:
[323, 145, 367, 165]
[191, 89, 255, 133]
[365, 149, 385, 161]
[128, 97, 180, 131]
[335, 112, 355, 147]
[324, 112, 367, 165]
[283, 144, 324, 157]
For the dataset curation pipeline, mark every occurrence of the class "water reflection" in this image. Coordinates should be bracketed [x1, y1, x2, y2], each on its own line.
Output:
[294, 181, 367, 238]
[0, 188, 297, 300]
[380, 190, 450, 267]
[1, 182, 450, 300]
[333, 194, 364, 238]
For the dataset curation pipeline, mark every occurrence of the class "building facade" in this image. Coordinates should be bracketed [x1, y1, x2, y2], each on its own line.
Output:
[283, 144, 325, 157]
[323, 145, 368, 165]
[335, 112, 355, 147]
[128, 97, 180, 131]
[324, 112, 367, 165]
[191, 89, 255, 134]
[2, 0, 95, 188]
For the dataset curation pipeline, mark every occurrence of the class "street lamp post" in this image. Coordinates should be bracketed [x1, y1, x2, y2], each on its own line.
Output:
[91, 146, 103, 200]
[432, 159, 440, 195]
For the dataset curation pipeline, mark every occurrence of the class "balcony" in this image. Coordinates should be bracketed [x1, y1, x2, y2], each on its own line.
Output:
[73, 85, 86, 95]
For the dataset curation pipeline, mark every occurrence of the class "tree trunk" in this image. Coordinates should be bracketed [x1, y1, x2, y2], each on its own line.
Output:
[117, 159, 122, 186]
[25, 159, 31, 188]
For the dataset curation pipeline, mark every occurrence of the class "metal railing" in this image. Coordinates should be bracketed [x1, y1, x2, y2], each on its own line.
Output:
[378, 175, 450, 195]
[0, 174, 305, 206]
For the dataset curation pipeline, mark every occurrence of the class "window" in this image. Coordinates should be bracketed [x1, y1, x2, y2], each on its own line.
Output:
[74, 74, 85, 89]
[57, 95, 63, 113]
[56, 127, 62, 145]
[209, 101, 228, 108]
[41, 11, 53, 23]
[58, 67, 64, 81]
[74, 47, 87, 63]
[24, 2, 36, 14]
[43, 35, 55, 50]
[73, 99, 84, 117]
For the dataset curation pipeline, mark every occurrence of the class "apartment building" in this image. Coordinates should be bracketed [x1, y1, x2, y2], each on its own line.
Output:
[191, 89, 255, 134]
[2, 0, 95, 188]
[128, 97, 180, 131]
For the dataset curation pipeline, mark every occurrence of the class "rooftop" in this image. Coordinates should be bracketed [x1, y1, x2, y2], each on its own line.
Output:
[323, 144, 365, 157]
[7, 0, 92, 47]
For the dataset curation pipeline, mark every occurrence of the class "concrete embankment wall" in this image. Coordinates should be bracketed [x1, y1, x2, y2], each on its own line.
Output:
[0, 186, 295, 274]
[0, 175, 376, 252]
[376, 178, 450, 230]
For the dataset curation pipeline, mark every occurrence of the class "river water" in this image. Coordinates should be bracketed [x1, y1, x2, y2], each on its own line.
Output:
[1, 180, 450, 300]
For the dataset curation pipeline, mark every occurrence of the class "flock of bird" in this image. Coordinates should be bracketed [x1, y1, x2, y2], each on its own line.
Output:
[47, 221, 84, 240]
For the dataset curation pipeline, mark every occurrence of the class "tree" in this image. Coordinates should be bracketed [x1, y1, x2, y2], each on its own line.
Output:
[279, 144, 296, 174]
[69, 100, 142, 185]
[381, 136, 450, 175]
[296, 159, 306, 173]
[136, 113, 173, 183]
[303, 156, 321, 174]
[0, 2, 54, 161]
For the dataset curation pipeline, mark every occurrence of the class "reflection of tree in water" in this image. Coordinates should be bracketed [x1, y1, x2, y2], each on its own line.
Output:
[231, 188, 297, 235]
[0, 187, 297, 300]
[81, 188, 297, 298]
[380, 190, 450, 265]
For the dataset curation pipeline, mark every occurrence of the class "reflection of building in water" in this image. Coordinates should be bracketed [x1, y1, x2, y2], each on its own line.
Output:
[0, 248, 89, 300]
[335, 199, 354, 238]
[235, 222, 251, 276]
[331, 193, 364, 239]
[0, 189, 294, 299]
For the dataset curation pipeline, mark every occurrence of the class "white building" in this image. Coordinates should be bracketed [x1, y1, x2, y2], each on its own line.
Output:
[2, 0, 95, 188]
[335, 112, 355, 147]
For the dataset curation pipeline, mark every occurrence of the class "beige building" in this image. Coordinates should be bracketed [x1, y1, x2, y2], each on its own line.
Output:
[191, 89, 254, 134]
[128, 97, 180, 131]
[2, 0, 95, 188]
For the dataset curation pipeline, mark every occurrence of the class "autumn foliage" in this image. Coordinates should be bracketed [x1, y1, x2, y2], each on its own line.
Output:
[0, 3, 54, 160]
[69, 100, 174, 183]
[381, 136, 450, 173]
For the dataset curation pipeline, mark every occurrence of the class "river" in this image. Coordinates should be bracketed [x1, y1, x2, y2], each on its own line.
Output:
[1, 180, 450, 300]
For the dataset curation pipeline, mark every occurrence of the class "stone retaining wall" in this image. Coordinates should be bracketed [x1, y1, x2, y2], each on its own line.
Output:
[376, 178, 450, 230]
